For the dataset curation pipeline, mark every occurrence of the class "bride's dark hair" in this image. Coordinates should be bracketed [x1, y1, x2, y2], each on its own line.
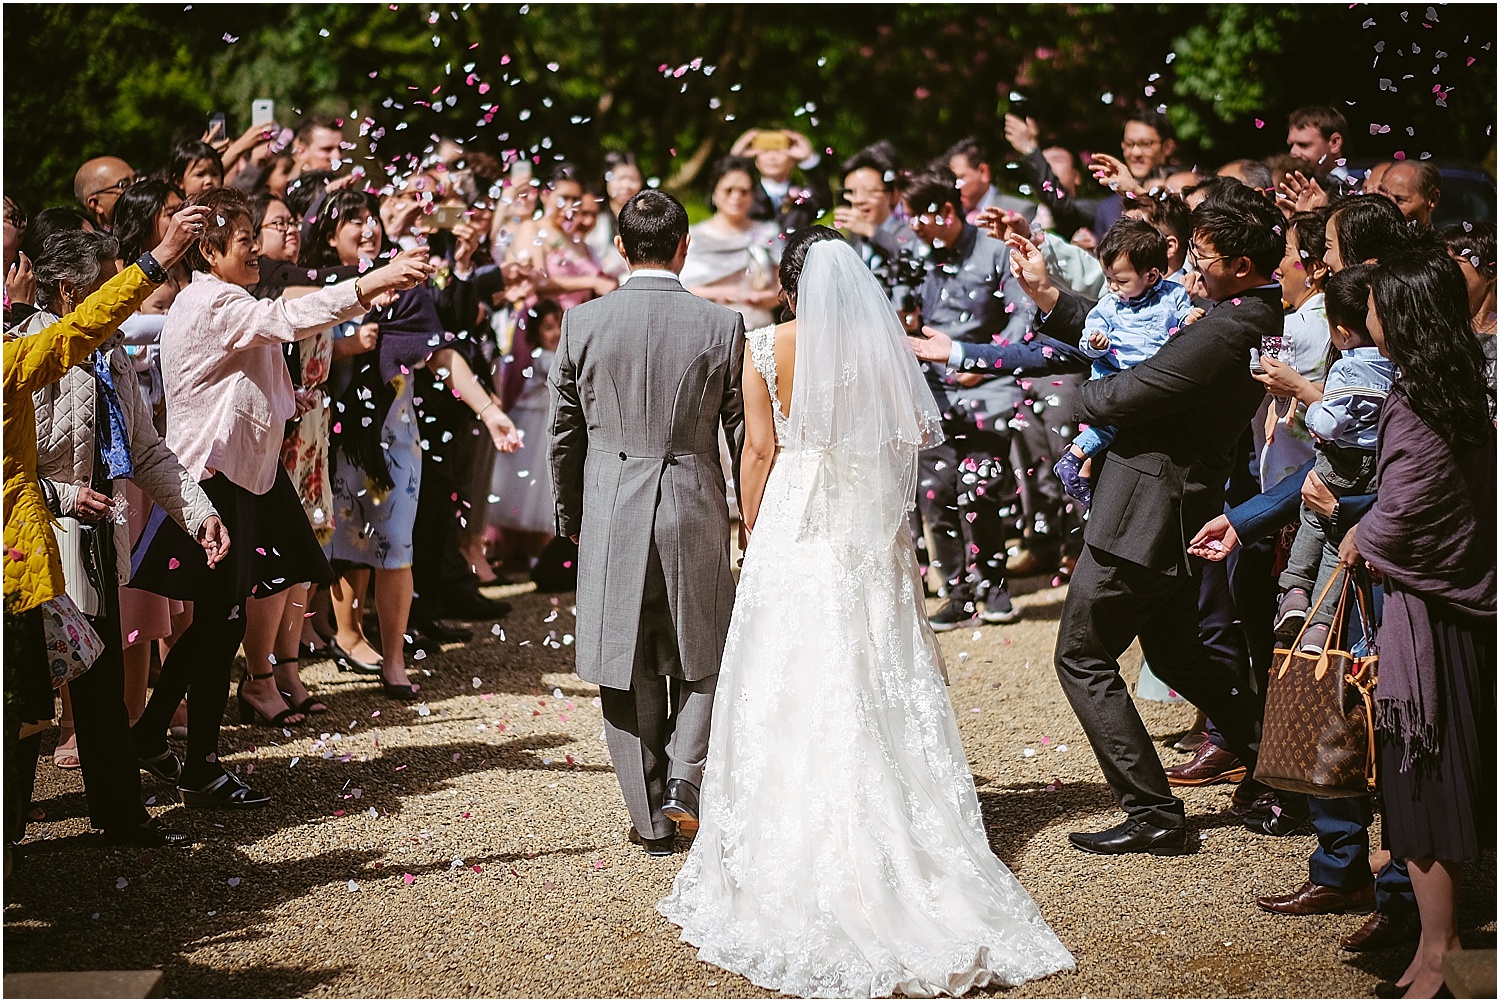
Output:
[778, 225, 844, 312]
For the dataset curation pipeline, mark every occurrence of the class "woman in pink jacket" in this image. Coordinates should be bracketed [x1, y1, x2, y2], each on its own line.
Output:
[129, 188, 433, 809]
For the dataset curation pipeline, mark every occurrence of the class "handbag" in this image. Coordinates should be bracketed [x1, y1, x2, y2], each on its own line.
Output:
[1254, 567, 1379, 798]
[51, 514, 107, 616]
[39, 592, 105, 688]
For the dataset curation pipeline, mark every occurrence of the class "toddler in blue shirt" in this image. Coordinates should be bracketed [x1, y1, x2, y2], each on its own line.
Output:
[1275, 264, 1396, 650]
[1053, 219, 1195, 509]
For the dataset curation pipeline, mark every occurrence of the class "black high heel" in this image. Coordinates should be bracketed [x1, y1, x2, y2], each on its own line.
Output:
[137, 748, 182, 784]
[329, 638, 383, 675]
[237, 671, 304, 727]
[178, 771, 269, 809]
[273, 658, 327, 714]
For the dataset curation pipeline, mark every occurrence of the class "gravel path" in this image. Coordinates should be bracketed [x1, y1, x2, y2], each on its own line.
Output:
[5, 574, 1493, 998]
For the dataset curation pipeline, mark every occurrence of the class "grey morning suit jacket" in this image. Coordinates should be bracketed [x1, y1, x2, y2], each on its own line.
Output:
[548, 276, 747, 690]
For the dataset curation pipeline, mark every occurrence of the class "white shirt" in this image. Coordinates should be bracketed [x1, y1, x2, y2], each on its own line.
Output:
[623, 268, 682, 284]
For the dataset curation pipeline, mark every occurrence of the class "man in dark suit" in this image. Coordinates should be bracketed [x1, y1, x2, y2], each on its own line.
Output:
[1054, 189, 1286, 854]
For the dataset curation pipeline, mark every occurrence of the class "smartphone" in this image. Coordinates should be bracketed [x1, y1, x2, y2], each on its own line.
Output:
[251, 99, 275, 128]
[207, 112, 227, 143]
[430, 205, 467, 230]
[1007, 90, 1028, 117]
[750, 131, 791, 152]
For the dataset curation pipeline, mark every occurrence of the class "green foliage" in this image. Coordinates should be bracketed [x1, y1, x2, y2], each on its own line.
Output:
[5, 3, 1494, 213]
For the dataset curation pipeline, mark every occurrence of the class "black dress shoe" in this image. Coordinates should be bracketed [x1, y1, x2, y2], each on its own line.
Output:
[628, 825, 676, 856]
[661, 779, 701, 833]
[444, 592, 512, 620]
[410, 617, 473, 644]
[1069, 818, 1189, 856]
[1244, 809, 1314, 836]
[329, 638, 383, 675]
[102, 818, 196, 848]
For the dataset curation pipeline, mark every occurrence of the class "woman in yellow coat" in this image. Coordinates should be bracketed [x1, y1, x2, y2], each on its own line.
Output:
[4, 202, 216, 850]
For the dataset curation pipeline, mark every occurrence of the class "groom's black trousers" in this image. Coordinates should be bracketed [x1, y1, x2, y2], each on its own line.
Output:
[1054, 544, 1264, 830]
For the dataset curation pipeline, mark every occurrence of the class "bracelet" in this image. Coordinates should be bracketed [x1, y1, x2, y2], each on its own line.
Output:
[477, 401, 497, 418]
[136, 252, 169, 285]
[353, 277, 372, 310]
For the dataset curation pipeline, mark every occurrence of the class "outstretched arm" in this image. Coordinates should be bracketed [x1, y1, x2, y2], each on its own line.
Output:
[909, 326, 1091, 377]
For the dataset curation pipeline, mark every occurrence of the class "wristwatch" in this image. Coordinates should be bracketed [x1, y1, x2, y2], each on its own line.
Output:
[136, 251, 169, 285]
[1330, 499, 1342, 526]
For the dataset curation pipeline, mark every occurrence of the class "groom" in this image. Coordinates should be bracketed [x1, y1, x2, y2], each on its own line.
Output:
[549, 190, 746, 857]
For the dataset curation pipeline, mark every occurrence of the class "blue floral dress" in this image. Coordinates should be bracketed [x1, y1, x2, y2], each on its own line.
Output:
[326, 321, 423, 570]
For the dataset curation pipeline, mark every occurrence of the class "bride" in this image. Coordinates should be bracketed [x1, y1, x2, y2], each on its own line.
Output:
[658, 228, 1075, 998]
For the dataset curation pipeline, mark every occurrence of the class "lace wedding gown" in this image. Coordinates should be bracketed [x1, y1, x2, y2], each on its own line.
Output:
[658, 246, 1075, 999]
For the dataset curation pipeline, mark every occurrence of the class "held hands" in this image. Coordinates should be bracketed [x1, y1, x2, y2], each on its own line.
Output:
[1188, 514, 1239, 561]
[482, 398, 523, 452]
[1181, 307, 1206, 326]
[6, 251, 34, 308]
[197, 515, 231, 569]
[150, 204, 212, 271]
[908, 324, 954, 363]
[1003, 114, 1040, 156]
[1087, 330, 1111, 352]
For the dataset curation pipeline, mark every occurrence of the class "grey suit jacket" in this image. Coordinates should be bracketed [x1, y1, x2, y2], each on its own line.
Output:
[548, 276, 746, 689]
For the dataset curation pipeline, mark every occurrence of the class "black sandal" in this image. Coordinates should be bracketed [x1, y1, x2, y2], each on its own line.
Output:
[138, 748, 183, 784]
[381, 676, 422, 701]
[274, 659, 327, 714]
[237, 671, 304, 726]
[178, 771, 270, 809]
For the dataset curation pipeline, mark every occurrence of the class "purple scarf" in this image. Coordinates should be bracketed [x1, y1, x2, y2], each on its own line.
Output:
[1356, 390, 1496, 767]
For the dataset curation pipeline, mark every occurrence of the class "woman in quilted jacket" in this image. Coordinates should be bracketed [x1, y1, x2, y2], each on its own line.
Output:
[21, 227, 227, 848]
[4, 203, 212, 852]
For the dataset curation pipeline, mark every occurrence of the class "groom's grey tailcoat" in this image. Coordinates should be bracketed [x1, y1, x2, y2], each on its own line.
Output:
[548, 276, 746, 692]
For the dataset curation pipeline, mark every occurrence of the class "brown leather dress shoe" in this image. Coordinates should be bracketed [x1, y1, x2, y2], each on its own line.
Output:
[1165, 741, 1247, 786]
[1339, 909, 1420, 951]
[1256, 880, 1375, 916]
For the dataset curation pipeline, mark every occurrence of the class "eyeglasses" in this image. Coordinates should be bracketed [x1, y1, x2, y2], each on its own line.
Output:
[87, 175, 137, 199]
[1121, 140, 1162, 151]
[260, 219, 297, 233]
[1188, 249, 1228, 269]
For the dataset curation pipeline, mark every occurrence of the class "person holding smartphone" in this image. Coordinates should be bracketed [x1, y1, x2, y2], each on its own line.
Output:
[729, 127, 832, 234]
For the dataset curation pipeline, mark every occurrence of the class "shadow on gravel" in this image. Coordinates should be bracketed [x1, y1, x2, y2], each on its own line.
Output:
[975, 779, 1117, 867]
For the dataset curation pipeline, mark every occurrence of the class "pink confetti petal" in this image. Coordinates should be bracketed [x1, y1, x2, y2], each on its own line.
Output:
[167, 558, 181, 570]
[403, 873, 416, 885]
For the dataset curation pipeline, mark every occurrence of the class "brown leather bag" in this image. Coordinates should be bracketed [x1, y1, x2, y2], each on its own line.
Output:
[1254, 568, 1379, 798]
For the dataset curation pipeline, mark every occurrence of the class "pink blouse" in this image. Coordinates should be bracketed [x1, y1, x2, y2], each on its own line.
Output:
[161, 271, 364, 495]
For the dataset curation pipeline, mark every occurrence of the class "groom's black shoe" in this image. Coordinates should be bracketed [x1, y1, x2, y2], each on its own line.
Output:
[628, 825, 676, 857]
[661, 779, 701, 833]
[1069, 818, 1189, 856]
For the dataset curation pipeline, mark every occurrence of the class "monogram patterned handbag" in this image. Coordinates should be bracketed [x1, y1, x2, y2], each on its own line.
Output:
[1254, 567, 1379, 798]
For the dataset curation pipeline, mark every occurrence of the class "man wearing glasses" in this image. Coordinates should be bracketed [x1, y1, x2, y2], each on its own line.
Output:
[73, 157, 136, 230]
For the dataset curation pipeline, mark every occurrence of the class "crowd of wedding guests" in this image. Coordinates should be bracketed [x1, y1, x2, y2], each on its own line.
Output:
[3, 101, 1493, 997]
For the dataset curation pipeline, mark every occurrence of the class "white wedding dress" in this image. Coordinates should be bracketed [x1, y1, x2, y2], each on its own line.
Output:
[658, 241, 1075, 998]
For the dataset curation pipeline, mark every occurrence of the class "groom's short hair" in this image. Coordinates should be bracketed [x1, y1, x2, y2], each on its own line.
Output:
[618, 189, 689, 266]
